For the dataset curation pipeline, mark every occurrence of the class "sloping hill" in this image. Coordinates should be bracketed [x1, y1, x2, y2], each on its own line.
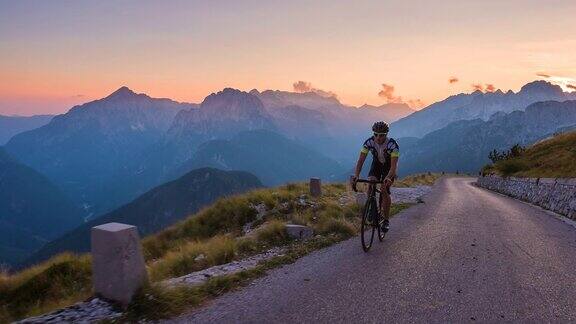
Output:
[26, 168, 262, 266]
[0, 148, 84, 265]
[485, 131, 576, 178]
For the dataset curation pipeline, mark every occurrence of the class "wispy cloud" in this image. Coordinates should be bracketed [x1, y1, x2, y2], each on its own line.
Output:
[536, 72, 551, 78]
[567, 84, 576, 91]
[292, 81, 337, 98]
[449, 77, 459, 84]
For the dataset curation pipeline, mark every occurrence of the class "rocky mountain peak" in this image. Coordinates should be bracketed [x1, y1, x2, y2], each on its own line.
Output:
[519, 80, 564, 96]
[201, 88, 266, 116]
[105, 86, 141, 101]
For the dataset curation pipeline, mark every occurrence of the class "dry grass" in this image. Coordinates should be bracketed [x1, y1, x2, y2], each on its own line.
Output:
[393, 173, 443, 187]
[254, 220, 289, 246]
[148, 235, 236, 282]
[0, 253, 92, 322]
[487, 131, 576, 178]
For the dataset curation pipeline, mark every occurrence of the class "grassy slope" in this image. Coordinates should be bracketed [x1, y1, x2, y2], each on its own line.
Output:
[0, 175, 436, 322]
[486, 131, 576, 178]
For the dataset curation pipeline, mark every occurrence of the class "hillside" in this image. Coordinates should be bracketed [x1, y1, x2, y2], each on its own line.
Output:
[26, 168, 263, 266]
[0, 148, 84, 266]
[485, 131, 576, 178]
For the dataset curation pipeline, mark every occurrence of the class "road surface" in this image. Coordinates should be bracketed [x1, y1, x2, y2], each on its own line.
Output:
[167, 177, 576, 323]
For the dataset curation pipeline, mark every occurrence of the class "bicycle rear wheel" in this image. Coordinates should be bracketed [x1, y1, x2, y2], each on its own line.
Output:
[361, 196, 376, 252]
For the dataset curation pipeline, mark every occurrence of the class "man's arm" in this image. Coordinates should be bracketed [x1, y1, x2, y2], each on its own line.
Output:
[386, 156, 398, 181]
[354, 152, 368, 179]
[385, 141, 399, 185]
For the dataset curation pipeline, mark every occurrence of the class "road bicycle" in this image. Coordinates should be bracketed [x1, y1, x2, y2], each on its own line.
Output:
[353, 178, 386, 252]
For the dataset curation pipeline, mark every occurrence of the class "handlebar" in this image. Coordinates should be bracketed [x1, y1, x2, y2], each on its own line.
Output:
[351, 178, 385, 192]
[355, 179, 384, 184]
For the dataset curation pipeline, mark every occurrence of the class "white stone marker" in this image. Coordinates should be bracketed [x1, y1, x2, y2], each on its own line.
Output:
[310, 177, 322, 197]
[91, 222, 148, 307]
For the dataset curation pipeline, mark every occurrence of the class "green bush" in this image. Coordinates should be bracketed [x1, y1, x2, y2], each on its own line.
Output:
[497, 159, 527, 176]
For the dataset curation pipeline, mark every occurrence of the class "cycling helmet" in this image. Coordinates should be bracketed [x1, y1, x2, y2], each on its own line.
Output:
[372, 121, 389, 133]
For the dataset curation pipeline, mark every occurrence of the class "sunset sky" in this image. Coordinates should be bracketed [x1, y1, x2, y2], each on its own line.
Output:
[1, 0, 576, 115]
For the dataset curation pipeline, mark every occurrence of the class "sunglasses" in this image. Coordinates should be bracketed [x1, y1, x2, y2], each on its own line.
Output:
[373, 132, 387, 137]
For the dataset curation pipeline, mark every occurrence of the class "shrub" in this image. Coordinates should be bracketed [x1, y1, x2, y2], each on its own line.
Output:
[498, 159, 527, 176]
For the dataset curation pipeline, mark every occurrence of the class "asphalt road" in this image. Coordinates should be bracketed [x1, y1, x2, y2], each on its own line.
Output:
[167, 177, 576, 323]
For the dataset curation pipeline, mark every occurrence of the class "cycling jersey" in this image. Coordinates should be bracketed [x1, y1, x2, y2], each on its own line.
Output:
[360, 136, 400, 165]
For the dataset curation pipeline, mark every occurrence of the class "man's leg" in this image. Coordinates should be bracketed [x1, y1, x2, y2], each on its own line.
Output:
[380, 188, 391, 220]
[379, 176, 392, 232]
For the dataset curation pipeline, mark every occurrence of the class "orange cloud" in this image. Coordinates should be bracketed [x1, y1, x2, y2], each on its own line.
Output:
[378, 83, 424, 108]
[292, 81, 337, 98]
[536, 72, 551, 78]
[567, 84, 576, 91]
[408, 99, 426, 109]
[378, 83, 403, 103]
[471, 84, 484, 91]
[449, 77, 459, 84]
[485, 84, 496, 92]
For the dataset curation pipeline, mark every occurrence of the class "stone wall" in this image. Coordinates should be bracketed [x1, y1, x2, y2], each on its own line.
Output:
[476, 175, 576, 219]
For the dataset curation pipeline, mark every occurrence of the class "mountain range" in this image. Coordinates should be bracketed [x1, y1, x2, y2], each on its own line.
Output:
[391, 81, 576, 138]
[398, 100, 576, 175]
[5, 87, 193, 216]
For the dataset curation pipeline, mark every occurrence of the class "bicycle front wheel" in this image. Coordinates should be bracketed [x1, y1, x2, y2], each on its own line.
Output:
[361, 197, 376, 252]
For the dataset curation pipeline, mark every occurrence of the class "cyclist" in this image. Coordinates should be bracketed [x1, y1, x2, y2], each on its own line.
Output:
[351, 121, 399, 232]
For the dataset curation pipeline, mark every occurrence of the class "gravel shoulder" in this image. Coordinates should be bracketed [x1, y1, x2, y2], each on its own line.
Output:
[167, 177, 576, 323]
